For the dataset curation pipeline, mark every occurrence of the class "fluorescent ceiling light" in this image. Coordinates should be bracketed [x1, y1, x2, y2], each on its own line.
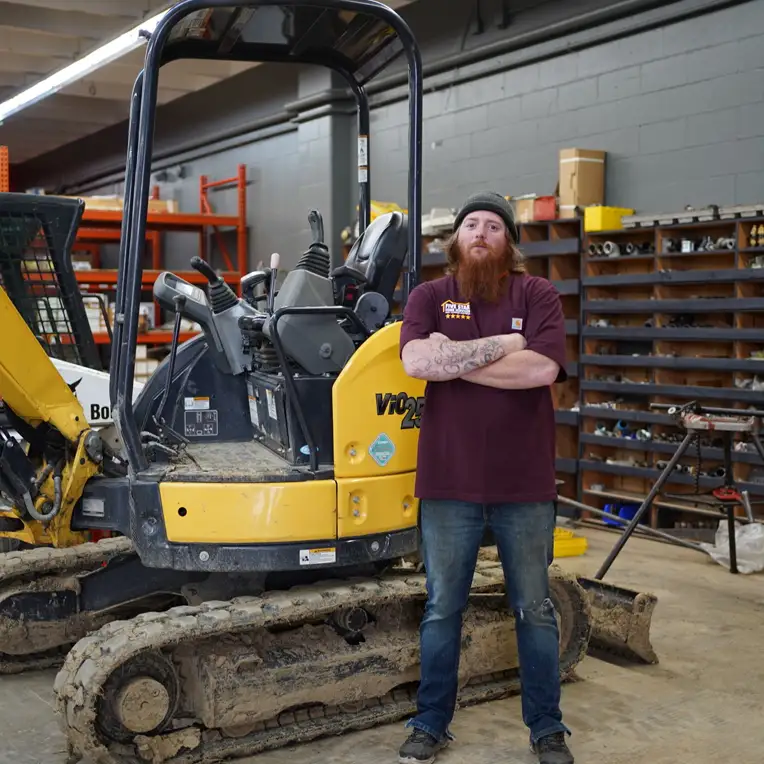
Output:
[0, 7, 171, 124]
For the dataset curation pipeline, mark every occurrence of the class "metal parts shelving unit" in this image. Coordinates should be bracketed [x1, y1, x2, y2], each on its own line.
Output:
[577, 210, 764, 533]
[516, 217, 583, 500]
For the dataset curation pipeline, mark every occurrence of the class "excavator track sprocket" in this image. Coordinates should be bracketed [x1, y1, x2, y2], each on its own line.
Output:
[0, 537, 134, 674]
[54, 561, 591, 764]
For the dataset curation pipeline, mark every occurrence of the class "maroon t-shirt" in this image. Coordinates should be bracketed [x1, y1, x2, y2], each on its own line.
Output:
[399, 273, 568, 504]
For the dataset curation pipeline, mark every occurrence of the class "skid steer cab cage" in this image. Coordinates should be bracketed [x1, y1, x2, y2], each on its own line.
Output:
[0, 193, 103, 370]
[110, 0, 423, 472]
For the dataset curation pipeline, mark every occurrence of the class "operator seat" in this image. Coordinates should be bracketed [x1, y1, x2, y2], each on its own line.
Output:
[332, 211, 408, 309]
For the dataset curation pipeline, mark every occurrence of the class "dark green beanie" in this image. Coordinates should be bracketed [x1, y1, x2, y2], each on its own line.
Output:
[453, 191, 518, 243]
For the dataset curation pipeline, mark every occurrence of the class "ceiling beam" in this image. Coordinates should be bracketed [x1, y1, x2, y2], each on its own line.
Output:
[0, 71, 24, 89]
[17, 94, 132, 125]
[0, 27, 84, 60]
[0, 2, 130, 39]
[80, 61, 221, 92]
[118, 46, 258, 78]
[12, 0, 164, 18]
[0, 118, 114, 161]
[60, 78, 192, 105]
[0, 51, 72, 75]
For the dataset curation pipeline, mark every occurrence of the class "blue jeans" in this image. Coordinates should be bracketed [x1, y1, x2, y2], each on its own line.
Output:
[407, 499, 569, 745]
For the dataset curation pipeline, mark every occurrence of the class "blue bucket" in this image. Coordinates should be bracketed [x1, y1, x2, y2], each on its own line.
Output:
[602, 503, 641, 526]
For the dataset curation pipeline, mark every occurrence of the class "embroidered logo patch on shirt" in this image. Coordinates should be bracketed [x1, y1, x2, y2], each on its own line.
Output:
[511, 317, 523, 330]
[441, 300, 471, 320]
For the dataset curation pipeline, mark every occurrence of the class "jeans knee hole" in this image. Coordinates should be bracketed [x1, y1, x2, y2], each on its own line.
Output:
[516, 598, 555, 621]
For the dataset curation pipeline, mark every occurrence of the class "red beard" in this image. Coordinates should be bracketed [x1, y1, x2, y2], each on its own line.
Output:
[452, 239, 510, 303]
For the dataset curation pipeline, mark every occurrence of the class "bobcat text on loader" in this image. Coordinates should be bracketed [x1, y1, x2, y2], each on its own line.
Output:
[0, 2, 658, 763]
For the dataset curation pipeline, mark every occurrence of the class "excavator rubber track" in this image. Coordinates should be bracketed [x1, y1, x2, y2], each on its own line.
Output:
[0, 537, 134, 674]
[54, 560, 592, 764]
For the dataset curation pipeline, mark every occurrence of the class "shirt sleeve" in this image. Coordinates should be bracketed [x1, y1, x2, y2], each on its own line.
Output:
[399, 282, 437, 357]
[524, 279, 568, 383]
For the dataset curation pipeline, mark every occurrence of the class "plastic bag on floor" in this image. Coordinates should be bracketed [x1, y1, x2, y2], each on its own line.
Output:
[700, 521, 764, 574]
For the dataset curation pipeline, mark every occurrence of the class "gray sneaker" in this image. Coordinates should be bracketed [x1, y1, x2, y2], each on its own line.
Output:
[398, 729, 447, 763]
[531, 732, 574, 764]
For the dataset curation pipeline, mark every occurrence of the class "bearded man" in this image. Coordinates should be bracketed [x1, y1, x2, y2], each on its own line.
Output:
[396, 192, 573, 764]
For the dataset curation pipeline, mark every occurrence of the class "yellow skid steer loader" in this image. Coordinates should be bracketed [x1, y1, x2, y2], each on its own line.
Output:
[0, 2, 657, 762]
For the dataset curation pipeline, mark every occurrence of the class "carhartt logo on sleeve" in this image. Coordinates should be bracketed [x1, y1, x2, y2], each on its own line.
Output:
[441, 300, 471, 319]
[511, 317, 523, 330]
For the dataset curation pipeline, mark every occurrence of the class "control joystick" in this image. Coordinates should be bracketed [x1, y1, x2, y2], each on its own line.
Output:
[267, 252, 279, 314]
[191, 255, 237, 314]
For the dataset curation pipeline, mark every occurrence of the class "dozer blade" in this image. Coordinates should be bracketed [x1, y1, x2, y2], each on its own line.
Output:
[577, 576, 659, 665]
[477, 543, 658, 664]
[54, 561, 593, 764]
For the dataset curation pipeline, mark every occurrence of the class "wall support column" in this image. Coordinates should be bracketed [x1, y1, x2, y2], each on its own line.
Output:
[289, 68, 357, 269]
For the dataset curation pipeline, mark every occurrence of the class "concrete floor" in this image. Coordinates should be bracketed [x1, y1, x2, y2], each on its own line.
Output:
[1, 526, 762, 764]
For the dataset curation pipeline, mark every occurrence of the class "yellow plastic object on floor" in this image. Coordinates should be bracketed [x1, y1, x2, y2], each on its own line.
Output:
[584, 205, 635, 232]
[554, 527, 588, 557]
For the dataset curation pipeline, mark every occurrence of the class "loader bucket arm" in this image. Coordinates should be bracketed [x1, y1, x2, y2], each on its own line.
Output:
[0, 286, 88, 441]
[0, 286, 102, 547]
[0, 195, 106, 547]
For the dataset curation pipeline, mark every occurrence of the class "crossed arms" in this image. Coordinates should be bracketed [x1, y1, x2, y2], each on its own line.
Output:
[401, 332, 560, 390]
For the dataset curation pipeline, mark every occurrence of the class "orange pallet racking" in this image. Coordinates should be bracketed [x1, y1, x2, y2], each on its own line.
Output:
[73, 164, 249, 345]
[0, 146, 8, 193]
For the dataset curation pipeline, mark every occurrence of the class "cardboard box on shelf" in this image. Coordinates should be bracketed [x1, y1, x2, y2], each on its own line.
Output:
[510, 194, 557, 223]
[534, 195, 557, 221]
[138, 302, 155, 334]
[60, 195, 178, 214]
[81, 294, 111, 334]
[512, 195, 537, 223]
[36, 296, 67, 334]
[134, 357, 160, 384]
[558, 148, 606, 219]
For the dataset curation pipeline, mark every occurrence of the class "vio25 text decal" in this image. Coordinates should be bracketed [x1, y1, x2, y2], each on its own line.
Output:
[375, 392, 425, 430]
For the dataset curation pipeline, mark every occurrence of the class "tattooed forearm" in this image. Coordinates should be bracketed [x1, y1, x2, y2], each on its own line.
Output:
[402, 334, 516, 381]
[461, 349, 560, 390]
[433, 336, 504, 376]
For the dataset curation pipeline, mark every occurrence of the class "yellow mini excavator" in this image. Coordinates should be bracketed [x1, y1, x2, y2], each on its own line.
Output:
[0, 3, 657, 763]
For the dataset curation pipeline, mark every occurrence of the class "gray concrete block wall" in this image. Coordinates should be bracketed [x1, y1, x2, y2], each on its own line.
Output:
[369, 1, 764, 215]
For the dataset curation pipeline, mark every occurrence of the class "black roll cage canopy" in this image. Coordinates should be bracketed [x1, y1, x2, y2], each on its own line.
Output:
[110, 0, 423, 472]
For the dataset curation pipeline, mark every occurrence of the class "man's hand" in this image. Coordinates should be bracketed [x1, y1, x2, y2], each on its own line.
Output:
[500, 333, 527, 354]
